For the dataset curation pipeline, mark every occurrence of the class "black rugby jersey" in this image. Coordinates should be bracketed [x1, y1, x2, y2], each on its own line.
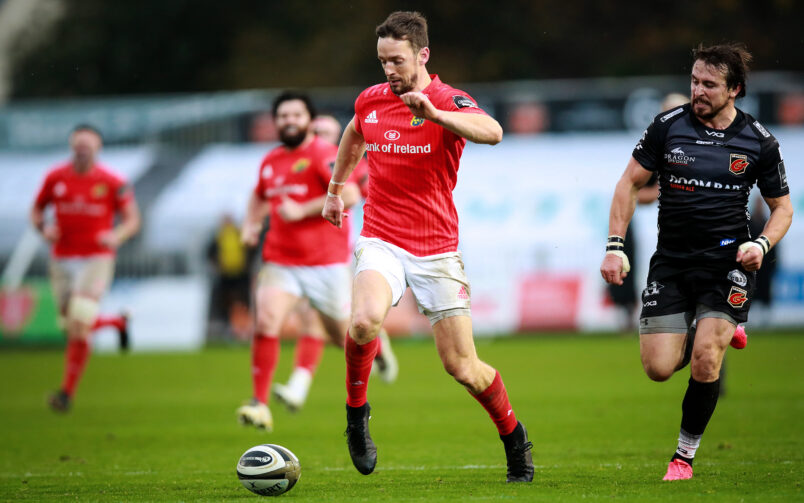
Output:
[632, 103, 788, 261]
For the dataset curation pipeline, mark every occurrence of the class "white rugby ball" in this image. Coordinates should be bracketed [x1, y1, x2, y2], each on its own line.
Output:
[236, 444, 301, 496]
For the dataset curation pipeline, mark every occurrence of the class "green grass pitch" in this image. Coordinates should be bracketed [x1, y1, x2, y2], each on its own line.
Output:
[1, 333, 802, 501]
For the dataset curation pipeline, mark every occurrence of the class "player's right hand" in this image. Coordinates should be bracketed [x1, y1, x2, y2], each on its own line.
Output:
[600, 252, 630, 285]
[322, 194, 345, 228]
[42, 224, 60, 243]
[240, 222, 261, 247]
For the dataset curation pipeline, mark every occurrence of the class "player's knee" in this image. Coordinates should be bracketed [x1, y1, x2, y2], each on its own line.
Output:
[350, 311, 382, 343]
[642, 359, 675, 382]
[690, 350, 721, 381]
[442, 356, 476, 387]
[66, 295, 99, 327]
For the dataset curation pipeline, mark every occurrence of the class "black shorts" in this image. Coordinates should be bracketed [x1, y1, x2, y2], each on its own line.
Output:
[639, 254, 756, 332]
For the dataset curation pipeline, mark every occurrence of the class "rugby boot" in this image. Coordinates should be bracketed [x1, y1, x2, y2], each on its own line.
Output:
[236, 398, 274, 431]
[48, 389, 71, 413]
[500, 421, 534, 482]
[662, 458, 693, 480]
[730, 324, 747, 349]
[272, 382, 304, 413]
[345, 403, 377, 475]
[371, 329, 398, 384]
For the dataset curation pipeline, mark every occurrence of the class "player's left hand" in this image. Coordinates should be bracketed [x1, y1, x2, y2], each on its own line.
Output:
[277, 197, 305, 222]
[400, 92, 440, 122]
[97, 230, 121, 250]
[736, 243, 764, 271]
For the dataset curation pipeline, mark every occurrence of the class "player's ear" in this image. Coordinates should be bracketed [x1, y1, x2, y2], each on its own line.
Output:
[729, 83, 741, 100]
[418, 47, 430, 65]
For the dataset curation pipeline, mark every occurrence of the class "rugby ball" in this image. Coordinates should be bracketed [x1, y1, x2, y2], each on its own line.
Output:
[236, 444, 301, 496]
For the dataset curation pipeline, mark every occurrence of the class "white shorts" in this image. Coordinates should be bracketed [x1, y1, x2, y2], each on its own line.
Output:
[353, 237, 471, 324]
[257, 262, 351, 321]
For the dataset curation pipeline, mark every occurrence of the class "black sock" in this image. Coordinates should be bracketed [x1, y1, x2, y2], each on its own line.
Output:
[672, 377, 720, 466]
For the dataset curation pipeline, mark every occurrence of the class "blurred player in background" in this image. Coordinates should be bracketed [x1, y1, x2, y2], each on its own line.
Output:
[322, 11, 534, 482]
[601, 43, 793, 480]
[31, 124, 141, 412]
[237, 92, 395, 431]
[271, 114, 398, 414]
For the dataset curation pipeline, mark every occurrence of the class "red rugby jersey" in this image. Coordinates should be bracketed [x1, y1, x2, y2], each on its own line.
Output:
[254, 136, 359, 266]
[34, 163, 134, 258]
[353, 75, 487, 256]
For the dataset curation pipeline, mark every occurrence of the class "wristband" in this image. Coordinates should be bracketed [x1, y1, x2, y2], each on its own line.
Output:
[738, 235, 770, 256]
[329, 179, 345, 186]
[327, 191, 341, 198]
[606, 235, 625, 252]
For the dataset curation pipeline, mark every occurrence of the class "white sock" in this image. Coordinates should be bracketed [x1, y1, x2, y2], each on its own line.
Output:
[675, 428, 702, 460]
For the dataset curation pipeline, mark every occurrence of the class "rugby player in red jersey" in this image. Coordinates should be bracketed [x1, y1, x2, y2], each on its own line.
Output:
[31, 124, 141, 412]
[322, 11, 534, 482]
[271, 114, 398, 415]
[237, 92, 393, 430]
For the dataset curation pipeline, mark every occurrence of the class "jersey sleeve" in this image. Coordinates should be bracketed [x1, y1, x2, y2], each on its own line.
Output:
[632, 114, 668, 171]
[441, 89, 488, 116]
[754, 134, 789, 199]
[254, 156, 271, 200]
[112, 174, 134, 210]
[353, 93, 365, 136]
[33, 170, 55, 209]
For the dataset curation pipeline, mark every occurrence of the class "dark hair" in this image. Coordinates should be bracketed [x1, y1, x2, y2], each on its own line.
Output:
[71, 123, 103, 141]
[376, 11, 429, 53]
[272, 91, 317, 118]
[692, 42, 752, 98]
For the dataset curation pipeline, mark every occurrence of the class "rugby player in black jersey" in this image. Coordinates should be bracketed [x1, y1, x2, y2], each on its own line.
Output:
[600, 43, 793, 481]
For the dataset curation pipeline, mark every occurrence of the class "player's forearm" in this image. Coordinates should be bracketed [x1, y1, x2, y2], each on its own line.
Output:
[114, 202, 141, 243]
[30, 206, 45, 232]
[608, 177, 638, 238]
[432, 111, 503, 145]
[760, 196, 793, 249]
[245, 193, 267, 227]
[329, 121, 366, 194]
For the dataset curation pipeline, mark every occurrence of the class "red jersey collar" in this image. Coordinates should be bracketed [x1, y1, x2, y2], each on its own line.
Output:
[421, 74, 441, 94]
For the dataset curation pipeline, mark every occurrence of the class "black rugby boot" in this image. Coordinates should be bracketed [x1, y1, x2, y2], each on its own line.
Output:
[345, 403, 377, 475]
[501, 421, 534, 482]
[48, 389, 71, 413]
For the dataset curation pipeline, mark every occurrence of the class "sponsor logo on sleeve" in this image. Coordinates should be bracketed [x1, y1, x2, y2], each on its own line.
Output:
[720, 238, 736, 246]
[727, 286, 748, 308]
[660, 107, 684, 122]
[452, 95, 477, 109]
[779, 161, 788, 189]
[729, 153, 749, 175]
[753, 120, 771, 138]
[727, 269, 748, 287]
[634, 129, 648, 150]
